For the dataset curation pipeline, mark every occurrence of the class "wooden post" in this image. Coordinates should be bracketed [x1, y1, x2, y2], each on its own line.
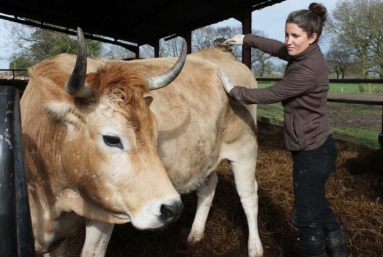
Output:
[242, 8, 251, 69]
[154, 40, 160, 58]
[185, 31, 192, 54]
[359, 83, 364, 92]
[380, 105, 383, 151]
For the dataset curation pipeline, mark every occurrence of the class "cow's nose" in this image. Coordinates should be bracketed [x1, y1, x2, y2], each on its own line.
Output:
[160, 201, 184, 223]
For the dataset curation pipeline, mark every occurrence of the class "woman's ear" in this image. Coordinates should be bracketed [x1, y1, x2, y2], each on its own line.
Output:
[309, 33, 318, 44]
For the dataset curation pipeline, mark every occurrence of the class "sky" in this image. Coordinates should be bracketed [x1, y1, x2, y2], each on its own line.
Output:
[0, 0, 338, 69]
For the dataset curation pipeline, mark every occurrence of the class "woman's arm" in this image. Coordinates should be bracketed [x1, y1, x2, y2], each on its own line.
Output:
[218, 66, 316, 105]
[244, 34, 289, 61]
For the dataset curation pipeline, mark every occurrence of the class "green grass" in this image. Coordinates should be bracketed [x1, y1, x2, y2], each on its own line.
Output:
[327, 102, 382, 116]
[329, 83, 383, 94]
[257, 103, 284, 123]
[257, 82, 383, 95]
[332, 127, 380, 148]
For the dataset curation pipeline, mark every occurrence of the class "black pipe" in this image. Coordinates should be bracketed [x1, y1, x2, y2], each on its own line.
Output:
[0, 86, 18, 255]
[14, 88, 35, 256]
[0, 86, 35, 256]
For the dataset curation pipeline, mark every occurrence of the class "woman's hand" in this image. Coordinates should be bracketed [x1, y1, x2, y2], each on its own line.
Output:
[223, 34, 245, 45]
[217, 69, 235, 93]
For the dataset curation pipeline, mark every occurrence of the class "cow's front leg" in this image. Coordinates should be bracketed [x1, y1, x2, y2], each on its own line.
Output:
[230, 155, 263, 257]
[187, 171, 218, 243]
[80, 219, 114, 257]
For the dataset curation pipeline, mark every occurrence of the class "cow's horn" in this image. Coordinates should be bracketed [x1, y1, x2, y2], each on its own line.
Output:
[65, 27, 93, 98]
[146, 40, 187, 90]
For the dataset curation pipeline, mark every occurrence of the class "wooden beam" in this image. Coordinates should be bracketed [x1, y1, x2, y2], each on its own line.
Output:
[185, 31, 192, 54]
[154, 40, 160, 58]
[242, 8, 252, 69]
[198, 0, 243, 21]
[134, 47, 140, 58]
[0, 14, 140, 53]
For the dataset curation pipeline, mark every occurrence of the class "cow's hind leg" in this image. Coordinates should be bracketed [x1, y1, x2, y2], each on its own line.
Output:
[187, 171, 218, 243]
[44, 238, 68, 257]
[81, 219, 114, 257]
[229, 151, 263, 257]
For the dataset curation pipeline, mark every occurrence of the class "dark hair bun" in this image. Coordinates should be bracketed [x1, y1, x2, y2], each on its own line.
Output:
[309, 3, 327, 22]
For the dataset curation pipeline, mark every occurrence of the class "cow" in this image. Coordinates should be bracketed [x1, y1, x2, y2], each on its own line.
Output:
[22, 28, 263, 257]
[21, 28, 184, 256]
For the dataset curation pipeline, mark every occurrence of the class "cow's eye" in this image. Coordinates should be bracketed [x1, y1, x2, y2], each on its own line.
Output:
[103, 135, 123, 149]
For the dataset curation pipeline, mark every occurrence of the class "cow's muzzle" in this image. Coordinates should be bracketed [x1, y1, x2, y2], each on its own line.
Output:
[160, 200, 184, 224]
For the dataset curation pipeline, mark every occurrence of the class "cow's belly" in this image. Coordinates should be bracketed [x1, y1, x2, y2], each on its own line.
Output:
[158, 132, 221, 194]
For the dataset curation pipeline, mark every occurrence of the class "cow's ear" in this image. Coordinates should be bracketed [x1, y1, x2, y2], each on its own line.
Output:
[44, 95, 81, 123]
[31, 73, 82, 123]
[143, 95, 153, 107]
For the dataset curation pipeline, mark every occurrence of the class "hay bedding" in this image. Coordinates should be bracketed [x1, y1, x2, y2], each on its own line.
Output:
[60, 122, 382, 256]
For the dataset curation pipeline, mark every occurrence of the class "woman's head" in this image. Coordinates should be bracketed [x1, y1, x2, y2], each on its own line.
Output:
[284, 3, 327, 56]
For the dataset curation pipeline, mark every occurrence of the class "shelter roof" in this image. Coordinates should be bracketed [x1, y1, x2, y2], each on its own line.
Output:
[0, 0, 286, 51]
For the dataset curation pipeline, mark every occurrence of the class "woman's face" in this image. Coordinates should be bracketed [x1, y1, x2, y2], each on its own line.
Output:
[285, 22, 317, 56]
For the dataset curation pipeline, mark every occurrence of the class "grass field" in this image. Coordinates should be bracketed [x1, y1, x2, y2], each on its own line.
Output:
[255, 82, 383, 149]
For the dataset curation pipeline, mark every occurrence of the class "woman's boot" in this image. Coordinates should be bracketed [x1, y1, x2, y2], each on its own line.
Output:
[325, 227, 348, 257]
[297, 238, 326, 257]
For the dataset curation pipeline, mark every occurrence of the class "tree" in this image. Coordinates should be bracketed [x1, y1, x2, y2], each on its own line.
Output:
[5, 23, 103, 67]
[276, 62, 287, 75]
[325, 0, 383, 78]
[192, 26, 217, 51]
[325, 47, 352, 78]
[102, 44, 135, 60]
[161, 36, 185, 57]
[250, 30, 273, 77]
[140, 36, 185, 58]
[127, 25, 278, 76]
[369, 1, 383, 78]
[8, 56, 32, 76]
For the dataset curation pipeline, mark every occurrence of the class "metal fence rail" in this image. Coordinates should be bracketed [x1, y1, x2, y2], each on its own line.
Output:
[0, 86, 35, 257]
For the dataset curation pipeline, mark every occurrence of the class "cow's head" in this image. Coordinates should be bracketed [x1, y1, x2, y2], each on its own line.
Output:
[42, 28, 186, 229]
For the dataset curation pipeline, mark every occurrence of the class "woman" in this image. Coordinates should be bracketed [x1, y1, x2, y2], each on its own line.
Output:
[219, 3, 348, 257]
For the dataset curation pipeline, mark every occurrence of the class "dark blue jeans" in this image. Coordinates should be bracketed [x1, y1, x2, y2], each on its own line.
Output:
[291, 135, 340, 241]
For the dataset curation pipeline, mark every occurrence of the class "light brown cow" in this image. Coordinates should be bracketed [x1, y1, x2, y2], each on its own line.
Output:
[21, 28, 185, 256]
[84, 41, 263, 256]
[23, 29, 263, 256]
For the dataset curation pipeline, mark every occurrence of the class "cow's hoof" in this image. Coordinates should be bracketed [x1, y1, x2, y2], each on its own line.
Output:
[248, 241, 263, 257]
[187, 231, 204, 244]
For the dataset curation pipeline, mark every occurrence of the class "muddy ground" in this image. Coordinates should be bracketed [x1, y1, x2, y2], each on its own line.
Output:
[327, 102, 382, 131]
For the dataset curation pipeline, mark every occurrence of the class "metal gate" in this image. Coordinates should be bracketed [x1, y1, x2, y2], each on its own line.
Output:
[0, 86, 35, 256]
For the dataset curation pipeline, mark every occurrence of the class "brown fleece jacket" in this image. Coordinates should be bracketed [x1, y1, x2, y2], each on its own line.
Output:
[230, 34, 332, 151]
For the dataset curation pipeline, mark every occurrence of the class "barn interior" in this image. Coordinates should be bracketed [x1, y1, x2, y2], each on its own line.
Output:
[0, 0, 382, 256]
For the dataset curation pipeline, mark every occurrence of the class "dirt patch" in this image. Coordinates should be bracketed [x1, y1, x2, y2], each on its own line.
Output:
[327, 102, 382, 131]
